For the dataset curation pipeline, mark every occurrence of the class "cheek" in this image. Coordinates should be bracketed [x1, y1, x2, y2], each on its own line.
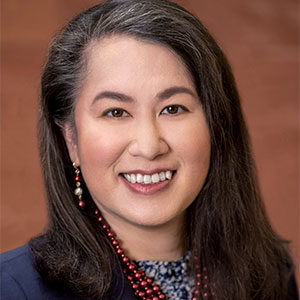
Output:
[180, 133, 211, 203]
[182, 136, 211, 181]
[166, 119, 211, 196]
[165, 119, 211, 164]
[76, 125, 129, 172]
[189, 134, 211, 164]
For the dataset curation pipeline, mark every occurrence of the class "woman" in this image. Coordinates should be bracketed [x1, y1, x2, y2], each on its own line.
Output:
[1, 0, 298, 299]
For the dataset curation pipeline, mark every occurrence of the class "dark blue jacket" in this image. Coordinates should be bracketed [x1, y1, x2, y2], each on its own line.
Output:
[1, 245, 136, 300]
[1, 245, 298, 299]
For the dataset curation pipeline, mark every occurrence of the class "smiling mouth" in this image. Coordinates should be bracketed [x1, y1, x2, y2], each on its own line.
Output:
[120, 170, 177, 196]
[121, 170, 176, 185]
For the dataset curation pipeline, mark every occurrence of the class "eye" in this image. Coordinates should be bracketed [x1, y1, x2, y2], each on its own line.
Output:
[161, 105, 188, 115]
[103, 108, 130, 119]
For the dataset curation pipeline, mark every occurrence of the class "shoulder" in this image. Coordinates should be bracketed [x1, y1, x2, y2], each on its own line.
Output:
[1, 244, 38, 278]
[1, 245, 40, 299]
[0, 244, 135, 300]
[0, 245, 77, 300]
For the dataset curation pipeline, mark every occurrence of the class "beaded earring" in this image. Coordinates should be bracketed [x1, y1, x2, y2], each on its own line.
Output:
[73, 162, 85, 208]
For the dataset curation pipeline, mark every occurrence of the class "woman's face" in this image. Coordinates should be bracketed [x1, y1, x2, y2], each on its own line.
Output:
[65, 35, 211, 228]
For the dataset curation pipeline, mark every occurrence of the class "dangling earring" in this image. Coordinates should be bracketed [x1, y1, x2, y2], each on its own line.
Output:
[73, 162, 85, 208]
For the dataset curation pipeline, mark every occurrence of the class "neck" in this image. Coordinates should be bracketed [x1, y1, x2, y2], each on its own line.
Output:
[101, 213, 186, 261]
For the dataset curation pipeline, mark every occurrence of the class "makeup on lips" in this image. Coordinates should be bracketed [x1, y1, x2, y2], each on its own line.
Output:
[120, 169, 177, 195]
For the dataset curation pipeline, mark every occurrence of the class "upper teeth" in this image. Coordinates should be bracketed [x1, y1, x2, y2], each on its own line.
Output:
[123, 171, 173, 185]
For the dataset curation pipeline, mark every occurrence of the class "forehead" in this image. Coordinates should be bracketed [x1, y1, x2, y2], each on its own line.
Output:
[82, 34, 195, 89]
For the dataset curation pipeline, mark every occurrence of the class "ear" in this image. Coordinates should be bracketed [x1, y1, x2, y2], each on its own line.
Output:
[62, 123, 80, 166]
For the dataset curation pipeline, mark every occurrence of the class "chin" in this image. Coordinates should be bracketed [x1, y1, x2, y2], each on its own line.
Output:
[122, 210, 183, 229]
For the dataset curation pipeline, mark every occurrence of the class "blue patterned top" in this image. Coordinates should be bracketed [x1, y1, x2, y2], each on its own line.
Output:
[134, 253, 194, 299]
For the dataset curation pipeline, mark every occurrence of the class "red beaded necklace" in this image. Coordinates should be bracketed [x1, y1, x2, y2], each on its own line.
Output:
[94, 210, 211, 300]
[73, 164, 211, 299]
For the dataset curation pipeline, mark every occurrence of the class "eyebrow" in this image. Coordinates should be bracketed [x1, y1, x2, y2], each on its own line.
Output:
[92, 91, 134, 104]
[92, 86, 196, 105]
[157, 86, 196, 100]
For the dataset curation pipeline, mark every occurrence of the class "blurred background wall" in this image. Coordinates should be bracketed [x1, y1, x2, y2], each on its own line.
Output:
[1, 0, 299, 282]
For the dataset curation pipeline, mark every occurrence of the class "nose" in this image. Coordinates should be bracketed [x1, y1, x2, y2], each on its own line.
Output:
[128, 119, 169, 160]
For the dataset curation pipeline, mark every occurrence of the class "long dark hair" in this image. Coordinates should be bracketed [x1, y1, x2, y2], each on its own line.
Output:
[30, 0, 293, 299]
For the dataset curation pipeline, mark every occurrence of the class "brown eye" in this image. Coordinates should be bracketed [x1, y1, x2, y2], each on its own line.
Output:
[161, 105, 188, 115]
[166, 105, 178, 114]
[111, 109, 124, 118]
[104, 108, 129, 118]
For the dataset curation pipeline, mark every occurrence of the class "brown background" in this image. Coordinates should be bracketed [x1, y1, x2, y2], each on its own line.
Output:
[1, 0, 299, 283]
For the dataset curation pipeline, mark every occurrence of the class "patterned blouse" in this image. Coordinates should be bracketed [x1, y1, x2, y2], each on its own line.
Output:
[134, 253, 194, 299]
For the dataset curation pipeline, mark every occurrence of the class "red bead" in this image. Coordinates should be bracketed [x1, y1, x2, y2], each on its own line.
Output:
[132, 283, 139, 290]
[112, 240, 119, 246]
[146, 288, 153, 295]
[204, 284, 208, 288]
[204, 275, 208, 280]
[127, 275, 133, 281]
[138, 291, 145, 297]
[94, 210, 99, 215]
[196, 273, 201, 278]
[102, 224, 110, 230]
[78, 200, 85, 207]
[75, 176, 81, 181]
[153, 297, 159, 300]
[135, 272, 142, 279]
[153, 285, 160, 292]
[140, 280, 147, 287]
[203, 267, 207, 271]
[194, 290, 200, 295]
[204, 292, 208, 297]
[117, 248, 124, 255]
[196, 281, 201, 286]
[192, 298, 197, 300]
[146, 278, 153, 284]
[122, 256, 129, 263]
[107, 231, 115, 237]
[98, 217, 103, 222]
[159, 294, 166, 299]
[128, 263, 136, 270]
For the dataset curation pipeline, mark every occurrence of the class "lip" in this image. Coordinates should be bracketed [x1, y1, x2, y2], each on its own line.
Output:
[120, 171, 177, 196]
